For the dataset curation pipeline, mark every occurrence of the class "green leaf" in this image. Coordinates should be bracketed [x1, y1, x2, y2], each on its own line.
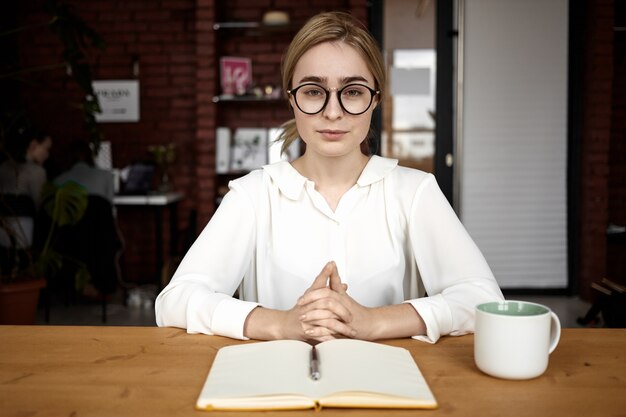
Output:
[41, 181, 88, 227]
[74, 265, 91, 291]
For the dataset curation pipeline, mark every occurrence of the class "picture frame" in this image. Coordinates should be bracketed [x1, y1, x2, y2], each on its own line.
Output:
[230, 128, 268, 171]
[220, 57, 252, 96]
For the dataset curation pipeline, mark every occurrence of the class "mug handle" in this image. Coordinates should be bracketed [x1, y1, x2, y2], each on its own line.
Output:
[548, 311, 561, 354]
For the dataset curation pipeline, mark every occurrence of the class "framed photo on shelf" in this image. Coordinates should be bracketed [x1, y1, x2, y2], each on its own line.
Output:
[230, 128, 268, 171]
[220, 57, 252, 96]
[215, 127, 231, 174]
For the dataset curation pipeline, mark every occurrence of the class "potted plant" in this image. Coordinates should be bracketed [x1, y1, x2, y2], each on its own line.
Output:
[0, 181, 88, 324]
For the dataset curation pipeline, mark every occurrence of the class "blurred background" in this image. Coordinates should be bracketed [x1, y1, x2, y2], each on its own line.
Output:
[0, 0, 624, 328]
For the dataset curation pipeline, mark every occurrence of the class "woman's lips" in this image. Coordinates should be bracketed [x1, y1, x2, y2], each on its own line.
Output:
[318, 129, 347, 140]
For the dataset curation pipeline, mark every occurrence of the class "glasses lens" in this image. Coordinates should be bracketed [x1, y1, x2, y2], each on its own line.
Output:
[295, 84, 327, 114]
[339, 84, 373, 115]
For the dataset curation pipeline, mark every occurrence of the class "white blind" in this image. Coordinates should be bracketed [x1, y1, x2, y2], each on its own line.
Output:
[460, 0, 568, 288]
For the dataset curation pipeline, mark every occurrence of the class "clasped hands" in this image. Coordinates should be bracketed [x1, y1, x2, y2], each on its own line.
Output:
[285, 261, 375, 343]
[244, 261, 424, 341]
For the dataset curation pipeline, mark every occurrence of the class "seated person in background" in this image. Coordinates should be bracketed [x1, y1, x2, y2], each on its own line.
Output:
[53, 140, 114, 203]
[50, 140, 120, 297]
[155, 12, 503, 344]
[0, 127, 52, 208]
[0, 127, 52, 251]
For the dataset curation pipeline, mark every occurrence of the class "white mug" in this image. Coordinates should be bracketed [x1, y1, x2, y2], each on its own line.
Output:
[474, 300, 561, 380]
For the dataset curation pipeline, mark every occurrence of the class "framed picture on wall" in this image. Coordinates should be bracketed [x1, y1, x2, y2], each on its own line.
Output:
[93, 80, 140, 122]
[230, 128, 267, 171]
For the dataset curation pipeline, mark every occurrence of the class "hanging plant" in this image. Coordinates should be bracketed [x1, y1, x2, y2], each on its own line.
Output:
[0, 0, 107, 153]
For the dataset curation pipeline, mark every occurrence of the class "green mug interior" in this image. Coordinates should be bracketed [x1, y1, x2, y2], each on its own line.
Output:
[477, 301, 549, 316]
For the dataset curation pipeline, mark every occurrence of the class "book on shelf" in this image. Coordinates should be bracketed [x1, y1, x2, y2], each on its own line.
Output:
[196, 339, 438, 411]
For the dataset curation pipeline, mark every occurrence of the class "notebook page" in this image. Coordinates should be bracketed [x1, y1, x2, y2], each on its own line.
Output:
[315, 339, 436, 404]
[197, 340, 315, 404]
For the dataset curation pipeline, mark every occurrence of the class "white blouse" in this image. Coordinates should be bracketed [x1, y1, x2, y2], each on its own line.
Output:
[155, 156, 503, 343]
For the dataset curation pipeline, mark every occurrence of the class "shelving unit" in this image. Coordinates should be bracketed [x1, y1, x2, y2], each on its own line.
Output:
[212, 15, 298, 204]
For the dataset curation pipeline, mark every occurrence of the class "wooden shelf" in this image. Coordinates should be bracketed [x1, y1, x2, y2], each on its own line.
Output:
[213, 21, 296, 33]
[213, 22, 260, 30]
[212, 95, 282, 103]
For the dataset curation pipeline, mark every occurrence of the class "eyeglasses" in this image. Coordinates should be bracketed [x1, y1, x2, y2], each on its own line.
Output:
[287, 83, 380, 116]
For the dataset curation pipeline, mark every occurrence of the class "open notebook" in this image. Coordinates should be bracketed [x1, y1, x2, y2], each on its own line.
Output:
[196, 339, 438, 411]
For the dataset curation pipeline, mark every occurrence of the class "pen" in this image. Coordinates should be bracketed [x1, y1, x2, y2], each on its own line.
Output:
[310, 346, 321, 380]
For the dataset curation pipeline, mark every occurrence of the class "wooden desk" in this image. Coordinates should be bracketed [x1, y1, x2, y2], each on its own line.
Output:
[0, 326, 624, 417]
[114, 192, 183, 289]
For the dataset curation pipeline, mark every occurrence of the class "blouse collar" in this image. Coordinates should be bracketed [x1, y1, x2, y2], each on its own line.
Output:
[263, 155, 398, 201]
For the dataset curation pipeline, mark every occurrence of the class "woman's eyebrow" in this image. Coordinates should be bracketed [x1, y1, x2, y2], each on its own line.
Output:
[297, 75, 326, 84]
[341, 76, 369, 84]
[296, 75, 371, 85]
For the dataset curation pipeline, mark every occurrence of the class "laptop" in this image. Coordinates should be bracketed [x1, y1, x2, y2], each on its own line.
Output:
[120, 163, 155, 195]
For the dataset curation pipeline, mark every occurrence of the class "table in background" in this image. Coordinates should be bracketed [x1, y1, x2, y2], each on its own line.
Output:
[114, 192, 183, 289]
[0, 327, 624, 417]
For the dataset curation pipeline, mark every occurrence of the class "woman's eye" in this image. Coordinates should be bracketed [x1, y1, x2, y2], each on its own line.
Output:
[303, 87, 325, 97]
[302, 87, 326, 98]
[342, 87, 365, 98]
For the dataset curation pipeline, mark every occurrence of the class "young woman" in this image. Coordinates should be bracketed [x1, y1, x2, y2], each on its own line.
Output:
[155, 11, 503, 343]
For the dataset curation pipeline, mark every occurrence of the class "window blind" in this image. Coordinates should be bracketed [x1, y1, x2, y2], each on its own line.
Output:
[459, 0, 569, 288]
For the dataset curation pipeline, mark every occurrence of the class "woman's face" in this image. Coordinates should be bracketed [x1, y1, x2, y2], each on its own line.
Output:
[28, 136, 52, 165]
[290, 42, 378, 159]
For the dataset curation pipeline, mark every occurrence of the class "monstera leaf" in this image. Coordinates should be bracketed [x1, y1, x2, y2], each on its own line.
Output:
[35, 181, 91, 290]
[39, 181, 88, 259]
[41, 181, 88, 227]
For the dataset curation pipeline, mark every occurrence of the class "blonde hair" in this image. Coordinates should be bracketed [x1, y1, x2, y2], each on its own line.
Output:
[278, 11, 386, 155]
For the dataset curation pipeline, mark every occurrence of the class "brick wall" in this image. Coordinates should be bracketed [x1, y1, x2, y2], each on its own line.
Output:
[13, 0, 368, 285]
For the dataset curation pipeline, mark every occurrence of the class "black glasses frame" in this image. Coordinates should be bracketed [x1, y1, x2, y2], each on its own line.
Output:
[287, 83, 380, 116]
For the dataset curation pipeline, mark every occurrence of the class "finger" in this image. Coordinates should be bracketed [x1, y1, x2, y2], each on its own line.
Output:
[301, 322, 335, 340]
[307, 261, 335, 292]
[327, 261, 346, 294]
[299, 308, 343, 323]
[305, 319, 356, 339]
[300, 286, 337, 305]
[300, 295, 353, 323]
[308, 334, 337, 343]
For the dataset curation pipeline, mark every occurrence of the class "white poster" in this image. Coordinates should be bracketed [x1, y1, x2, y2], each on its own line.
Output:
[93, 80, 140, 122]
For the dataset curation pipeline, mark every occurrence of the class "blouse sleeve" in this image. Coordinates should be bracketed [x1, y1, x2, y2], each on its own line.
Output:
[405, 174, 503, 343]
[154, 179, 260, 339]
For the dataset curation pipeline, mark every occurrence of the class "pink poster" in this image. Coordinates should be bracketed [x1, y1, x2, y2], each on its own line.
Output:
[220, 57, 252, 96]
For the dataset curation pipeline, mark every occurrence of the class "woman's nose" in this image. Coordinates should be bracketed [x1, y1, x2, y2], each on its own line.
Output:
[322, 91, 344, 119]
